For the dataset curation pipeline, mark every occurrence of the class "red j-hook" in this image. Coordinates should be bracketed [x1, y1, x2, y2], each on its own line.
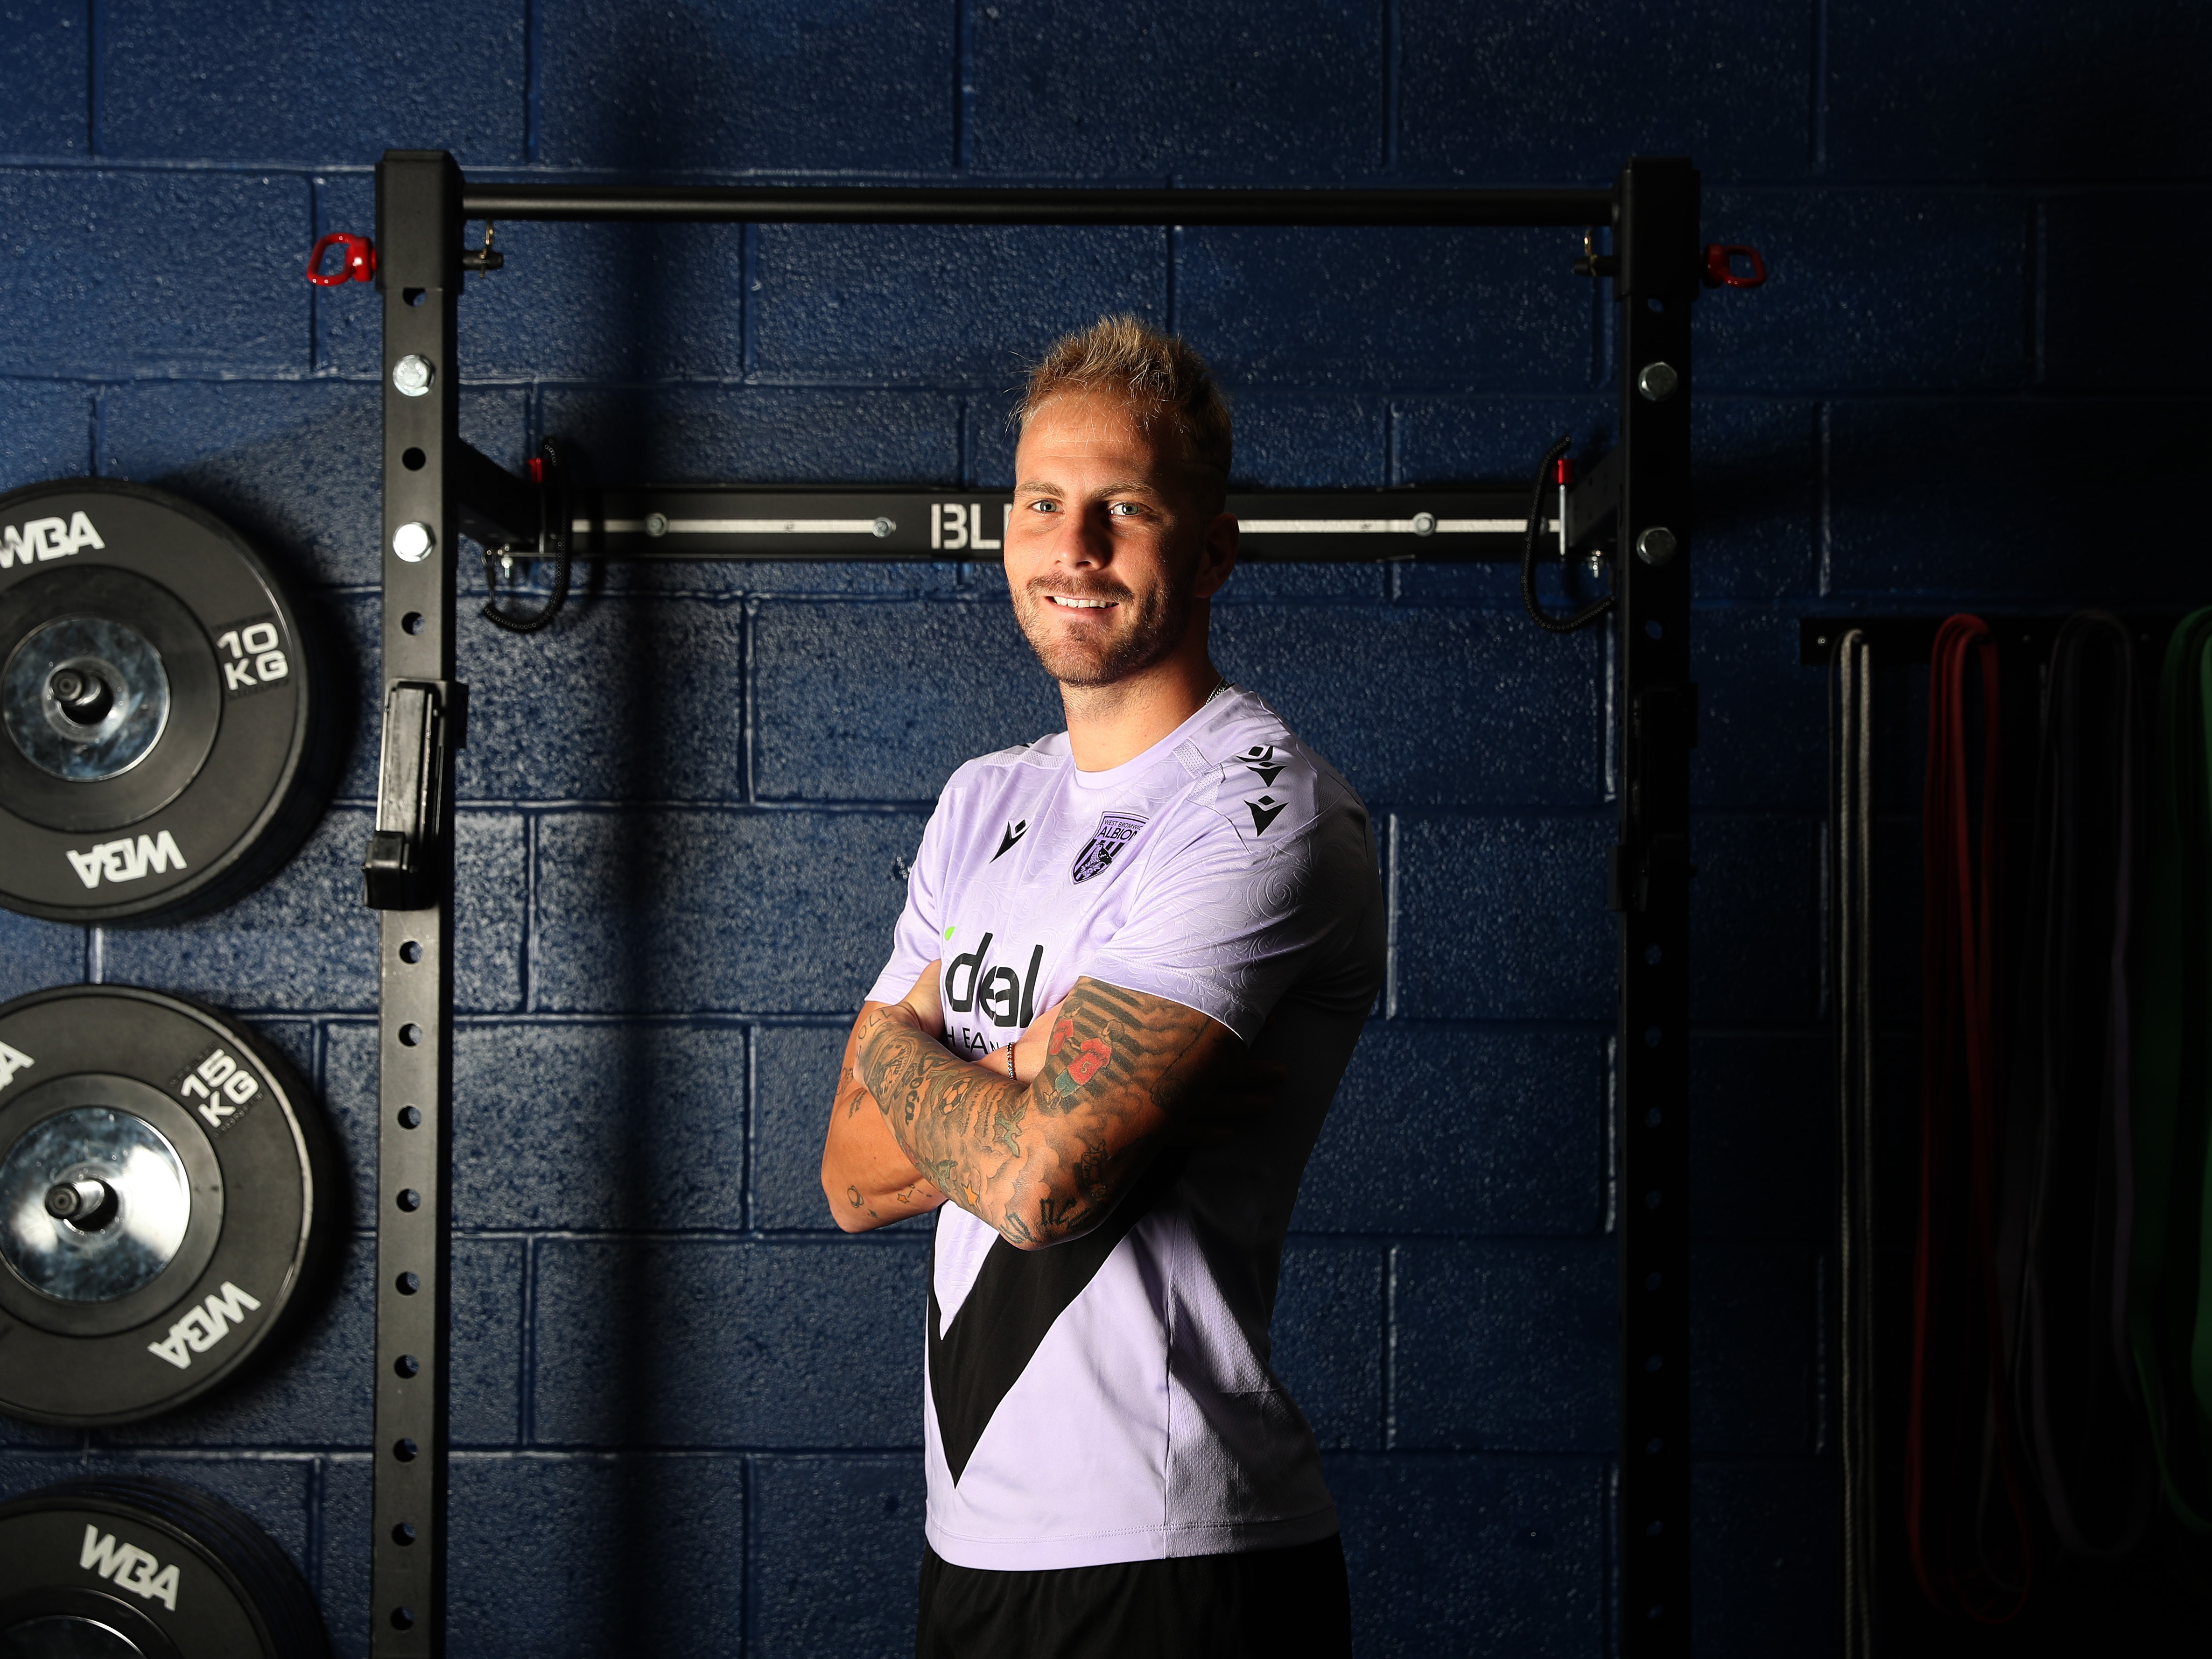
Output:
[1702, 243, 1767, 289]
[306, 232, 377, 287]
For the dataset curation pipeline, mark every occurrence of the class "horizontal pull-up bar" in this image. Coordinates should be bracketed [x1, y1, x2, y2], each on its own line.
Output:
[537, 486, 1570, 562]
[456, 182, 1617, 228]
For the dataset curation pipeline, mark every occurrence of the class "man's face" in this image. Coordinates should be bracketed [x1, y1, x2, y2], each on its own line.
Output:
[1004, 391, 1230, 688]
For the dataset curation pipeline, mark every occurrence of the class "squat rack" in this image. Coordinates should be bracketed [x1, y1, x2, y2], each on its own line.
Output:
[359, 149, 1719, 1657]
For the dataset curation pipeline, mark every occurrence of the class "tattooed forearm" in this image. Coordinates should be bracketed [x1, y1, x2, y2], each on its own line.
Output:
[854, 976, 1241, 1249]
[821, 1002, 948, 1232]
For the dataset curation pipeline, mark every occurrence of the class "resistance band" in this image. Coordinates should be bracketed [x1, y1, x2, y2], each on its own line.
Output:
[1907, 613, 2035, 1620]
[2131, 605, 2212, 1531]
[2008, 613, 2156, 1559]
[1830, 629, 1879, 1658]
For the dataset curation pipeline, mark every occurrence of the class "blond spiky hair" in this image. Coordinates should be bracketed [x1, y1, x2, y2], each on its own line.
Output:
[1016, 315, 1233, 477]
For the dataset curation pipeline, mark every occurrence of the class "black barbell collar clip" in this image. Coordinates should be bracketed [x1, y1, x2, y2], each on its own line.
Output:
[362, 680, 466, 911]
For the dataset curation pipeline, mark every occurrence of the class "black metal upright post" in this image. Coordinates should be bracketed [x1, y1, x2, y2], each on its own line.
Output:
[369, 148, 464, 1658]
[1609, 155, 1700, 1656]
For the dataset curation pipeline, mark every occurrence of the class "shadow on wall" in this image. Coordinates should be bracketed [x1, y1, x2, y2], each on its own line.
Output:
[1830, 3, 2212, 182]
[590, 191, 680, 1639]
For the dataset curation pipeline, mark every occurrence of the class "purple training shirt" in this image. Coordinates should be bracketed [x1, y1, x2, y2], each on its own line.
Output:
[867, 686, 1385, 1571]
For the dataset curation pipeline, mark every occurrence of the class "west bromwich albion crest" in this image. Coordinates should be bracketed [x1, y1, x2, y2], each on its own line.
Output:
[1071, 812, 1147, 883]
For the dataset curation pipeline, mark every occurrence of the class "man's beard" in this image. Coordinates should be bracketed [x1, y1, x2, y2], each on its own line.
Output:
[1011, 569, 1194, 687]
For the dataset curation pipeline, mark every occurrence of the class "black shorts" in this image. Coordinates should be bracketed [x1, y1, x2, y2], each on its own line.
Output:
[914, 1533, 1352, 1659]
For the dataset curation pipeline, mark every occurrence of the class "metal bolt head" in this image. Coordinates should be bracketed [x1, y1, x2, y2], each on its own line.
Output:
[1637, 362, 1680, 402]
[644, 512, 668, 538]
[872, 516, 894, 539]
[1635, 526, 1678, 567]
[391, 355, 435, 398]
[392, 521, 435, 563]
[1411, 512, 1436, 537]
[1586, 550, 1609, 582]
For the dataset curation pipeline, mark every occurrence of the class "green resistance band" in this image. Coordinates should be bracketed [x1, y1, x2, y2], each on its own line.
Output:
[2132, 605, 2212, 1531]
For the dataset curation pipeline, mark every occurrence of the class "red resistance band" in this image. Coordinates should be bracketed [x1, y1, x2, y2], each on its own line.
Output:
[1906, 614, 2036, 1620]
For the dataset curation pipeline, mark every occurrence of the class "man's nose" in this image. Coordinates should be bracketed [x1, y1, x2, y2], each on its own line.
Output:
[1054, 503, 1115, 567]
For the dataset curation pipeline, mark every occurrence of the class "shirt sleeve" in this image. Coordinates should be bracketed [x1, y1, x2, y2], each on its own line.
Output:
[864, 793, 955, 1007]
[1081, 786, 1382, 1047]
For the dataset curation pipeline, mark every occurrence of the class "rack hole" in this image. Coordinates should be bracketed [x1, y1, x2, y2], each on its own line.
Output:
[1645, 1437, 1664, 1455]
[1644, 295, 1664, 312]
[392, 1522, 416, 1547]
[399, 940, 421, 963]
[1643, 943, 1663, 966]
[1646, 1520, 1664, 1537]
[1644, 619, 1664, 640]
[402, 446, 426, 471]
[402, 611, 424, 635]
[1644, 1353, 1664, 1372]
[399, 1023, 421, 1047]
[1643, 1024, 1662, 1047]
[395, 1353, 420, 1378]
[396, 1272, 419, 1295]
[1644, 1107, 1662, 1128]
[398, 1105, 421, 1130]
[1643, 1188, 1662, 1209]
[391, 1606, 416, 1630]
[1645, 1272, 1663, 1291]
[394, 1437, 419, 1462]
[397, 1188, 421, 1212]
[403, 287, 425, 307]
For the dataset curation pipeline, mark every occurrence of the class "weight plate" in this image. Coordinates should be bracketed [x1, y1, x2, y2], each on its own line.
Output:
[0, 1475, 327, 1658]
[0, 478, 337, 925]
[0, 987, 333, 1426]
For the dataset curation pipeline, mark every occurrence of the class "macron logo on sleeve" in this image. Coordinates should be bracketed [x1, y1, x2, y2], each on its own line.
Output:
[1215, 742, 1314, 847]
[1241, 745, 1288, 832]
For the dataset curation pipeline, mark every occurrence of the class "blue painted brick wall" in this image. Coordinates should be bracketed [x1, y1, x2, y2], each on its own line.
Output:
[2, 4, 2206, 1655]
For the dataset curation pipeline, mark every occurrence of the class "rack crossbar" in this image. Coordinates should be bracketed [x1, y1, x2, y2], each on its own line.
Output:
[459, 182, 1616, 227]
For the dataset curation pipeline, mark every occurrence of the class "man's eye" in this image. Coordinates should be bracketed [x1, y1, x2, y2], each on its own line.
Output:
[1107, 501, 1143, 517]
[1025, 499, 1059, 513]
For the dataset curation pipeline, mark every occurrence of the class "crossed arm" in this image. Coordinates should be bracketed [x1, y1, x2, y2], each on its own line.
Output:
[820, 968, 1252, 1250]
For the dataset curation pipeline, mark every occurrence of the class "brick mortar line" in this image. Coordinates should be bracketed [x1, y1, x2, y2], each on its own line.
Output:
[293, 1012, 1631, 1032]
[324, 1227, 1633, 1246]
[1, 155, 2205, 192]
[355, 798, 1635, 813]
[246, 1012, 1812, 1032]
[11, 367, 2201, 400]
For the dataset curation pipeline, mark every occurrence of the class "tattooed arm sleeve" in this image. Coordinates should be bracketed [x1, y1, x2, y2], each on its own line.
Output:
[855, 975, 1241, 1249]
[821, 1002, 948, 1233]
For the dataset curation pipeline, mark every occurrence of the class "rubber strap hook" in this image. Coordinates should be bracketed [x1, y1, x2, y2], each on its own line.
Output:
[306, 232, 376, 287]
[1702, 244, 1767, 289]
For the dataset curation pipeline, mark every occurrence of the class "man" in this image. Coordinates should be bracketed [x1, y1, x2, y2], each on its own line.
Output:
[821, 315, 1384, 1657]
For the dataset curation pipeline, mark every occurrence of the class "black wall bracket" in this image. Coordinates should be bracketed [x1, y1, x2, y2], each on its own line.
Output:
[1798, 613, 2184, 666]
[369, 149, 1706, 1659]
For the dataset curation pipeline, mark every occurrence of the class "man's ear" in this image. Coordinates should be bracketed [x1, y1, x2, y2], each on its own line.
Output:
[1192, 508, 1239, 600]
